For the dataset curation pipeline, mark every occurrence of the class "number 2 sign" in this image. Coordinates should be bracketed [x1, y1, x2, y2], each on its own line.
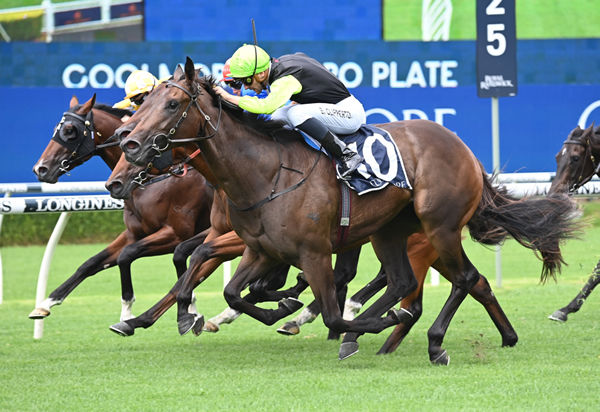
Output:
[476, 0, 517, 98]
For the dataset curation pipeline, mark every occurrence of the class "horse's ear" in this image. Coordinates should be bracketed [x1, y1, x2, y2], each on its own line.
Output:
[184, 56, 196, 82]
[173, 63, 183, 80]
[80, 94, 96, 114]
[572, 125, 583, 137]
[583, 123, 595, 136]
[69, 95, 79, 108]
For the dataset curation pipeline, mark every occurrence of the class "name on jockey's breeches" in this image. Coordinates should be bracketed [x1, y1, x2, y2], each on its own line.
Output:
[319, 107, 352, 118]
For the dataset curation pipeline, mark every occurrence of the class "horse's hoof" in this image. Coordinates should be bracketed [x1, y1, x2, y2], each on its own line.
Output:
[203, 321, 220, 333]
[178, 313, 196, 336]
[28, 307, 50, 319]
[278, 297, 303, 313]
[502, 333, 518, 347]
[430, 350, 450, 366]
[338, 342, 359, 360]
[548, 310, 568, 322]
[191, 315, 205, 337]
[109, 321, 134, 337]
[388, 308, 413, 323]
[276, 321, 300, 336]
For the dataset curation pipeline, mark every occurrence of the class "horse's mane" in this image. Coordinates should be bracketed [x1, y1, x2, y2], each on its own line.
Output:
[197, 75, 288, 137]
[93, 103, 134, 119]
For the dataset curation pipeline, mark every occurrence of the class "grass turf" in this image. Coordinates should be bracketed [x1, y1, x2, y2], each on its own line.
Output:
[1, 203, 599, 411]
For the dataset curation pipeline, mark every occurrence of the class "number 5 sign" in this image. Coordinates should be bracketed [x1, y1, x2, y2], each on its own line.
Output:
[476, 0, 517, 98]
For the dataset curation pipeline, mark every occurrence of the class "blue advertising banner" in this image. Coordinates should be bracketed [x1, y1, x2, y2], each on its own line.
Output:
[1, 39, 600, 183]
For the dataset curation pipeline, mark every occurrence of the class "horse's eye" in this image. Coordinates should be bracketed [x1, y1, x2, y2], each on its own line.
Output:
[62, 126, 76, 140]
[571, 155, 580, 163]
[168, 100, 179, 110]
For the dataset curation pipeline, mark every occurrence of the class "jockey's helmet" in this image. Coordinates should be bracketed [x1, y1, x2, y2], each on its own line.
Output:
[229, 45, 270, 79]
[222, 58, 233, 82]
[124, 70, 158, 99]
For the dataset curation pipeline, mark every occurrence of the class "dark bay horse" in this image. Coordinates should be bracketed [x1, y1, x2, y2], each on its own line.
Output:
[548, 124, 600, 322]
[29, 95, 213, 322]
[118, 58, 578, 363]
[108, 143, 518, 360]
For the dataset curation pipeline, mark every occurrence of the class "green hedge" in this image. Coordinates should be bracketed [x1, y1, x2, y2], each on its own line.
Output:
[1, 15, 42, 41]
[0, 210, 124, 246]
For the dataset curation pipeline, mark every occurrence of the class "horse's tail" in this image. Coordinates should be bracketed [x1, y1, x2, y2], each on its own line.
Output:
[467, 166, 582, 282]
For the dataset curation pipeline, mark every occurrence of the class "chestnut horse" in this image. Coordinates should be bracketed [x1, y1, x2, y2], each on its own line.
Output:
[29, 95, 213, 323]
[117, 58, 578, 363]
[548, 124, 600, 322]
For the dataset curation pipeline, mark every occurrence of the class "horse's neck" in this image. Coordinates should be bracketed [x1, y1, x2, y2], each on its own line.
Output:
[93, 109, 124, 170]
[189, 156, 218, 186]
[197, 116, 280, 203]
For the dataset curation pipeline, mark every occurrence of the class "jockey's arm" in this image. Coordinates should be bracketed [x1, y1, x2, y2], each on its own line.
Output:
[216, 75, 301, 114]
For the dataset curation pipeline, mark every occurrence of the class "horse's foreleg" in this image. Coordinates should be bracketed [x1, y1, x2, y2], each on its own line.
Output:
[173, 228, 211, 277]
[223, 249, 302, 326]
[116, 226, 183, 321]
[110, 256, 226, 337]
[549, 265, 600, 322]
[175, 231, 246, 335]
[29, 231, 129, 319]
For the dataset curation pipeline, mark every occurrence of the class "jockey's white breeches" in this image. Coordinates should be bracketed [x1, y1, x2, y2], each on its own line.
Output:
[271, 95, 366, 135]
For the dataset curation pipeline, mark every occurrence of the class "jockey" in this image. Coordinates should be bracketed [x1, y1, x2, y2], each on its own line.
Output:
[113, 70, 160, 111]
[214, 44, 365, 179]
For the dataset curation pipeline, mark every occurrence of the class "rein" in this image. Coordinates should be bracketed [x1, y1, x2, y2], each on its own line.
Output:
[563, 137, 600, 193]
[228, 135, 322, 212]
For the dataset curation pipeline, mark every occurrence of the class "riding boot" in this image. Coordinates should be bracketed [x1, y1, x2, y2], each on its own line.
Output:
[296, 118, 363, 179]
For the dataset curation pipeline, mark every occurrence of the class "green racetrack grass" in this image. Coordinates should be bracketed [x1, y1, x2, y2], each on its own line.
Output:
[1, 202, 599, 411]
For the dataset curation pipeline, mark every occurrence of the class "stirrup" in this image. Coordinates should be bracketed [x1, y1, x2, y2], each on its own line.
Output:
[340, 153, 363, 179]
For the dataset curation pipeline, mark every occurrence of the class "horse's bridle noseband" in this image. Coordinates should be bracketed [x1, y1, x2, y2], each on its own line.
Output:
[562, 136, 600, 193]
[149, 80, 222, 156]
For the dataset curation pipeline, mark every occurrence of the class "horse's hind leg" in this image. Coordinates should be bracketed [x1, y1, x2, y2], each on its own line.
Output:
[424, 229, 480, 365]
[466, 270, 518, 346]
[549, 262, 600, 322]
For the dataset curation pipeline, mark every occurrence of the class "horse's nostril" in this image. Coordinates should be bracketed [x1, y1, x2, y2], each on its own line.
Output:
[125, 141, 139, 150]
[35, 165, 48, 177]
[120, 130, 130, 139]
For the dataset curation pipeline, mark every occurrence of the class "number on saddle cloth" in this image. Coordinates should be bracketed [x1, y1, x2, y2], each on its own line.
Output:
[299, 125, 412, 195]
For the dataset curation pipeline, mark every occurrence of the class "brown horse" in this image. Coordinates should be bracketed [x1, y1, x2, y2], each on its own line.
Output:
[548, 124, 600, 322]
[117, 58, 579, 363]
[29, 95, 213, 323]
[108, 141, 520, 359]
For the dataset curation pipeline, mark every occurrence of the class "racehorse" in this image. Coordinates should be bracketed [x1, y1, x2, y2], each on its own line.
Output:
[548, 124, 600, 322]
[109, 143, 519, 360]
[29, 95, 213, 322]
[117, 58, 579, 363]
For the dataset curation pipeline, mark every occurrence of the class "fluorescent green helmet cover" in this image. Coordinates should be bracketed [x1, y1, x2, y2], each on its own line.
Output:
[229, 44, 271, 78]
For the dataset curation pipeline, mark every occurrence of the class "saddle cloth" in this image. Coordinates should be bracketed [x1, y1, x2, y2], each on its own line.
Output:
[301, 124, 412, 195]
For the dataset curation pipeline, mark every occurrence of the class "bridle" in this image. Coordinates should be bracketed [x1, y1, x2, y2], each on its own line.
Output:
[562, 135, 600, 193]
[131, 148, 202, 189]
[149, 80, 222, 156]
[51, 110, 120, 174]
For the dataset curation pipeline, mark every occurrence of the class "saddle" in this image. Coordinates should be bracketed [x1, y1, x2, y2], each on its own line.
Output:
[299, 125, 412, 195]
